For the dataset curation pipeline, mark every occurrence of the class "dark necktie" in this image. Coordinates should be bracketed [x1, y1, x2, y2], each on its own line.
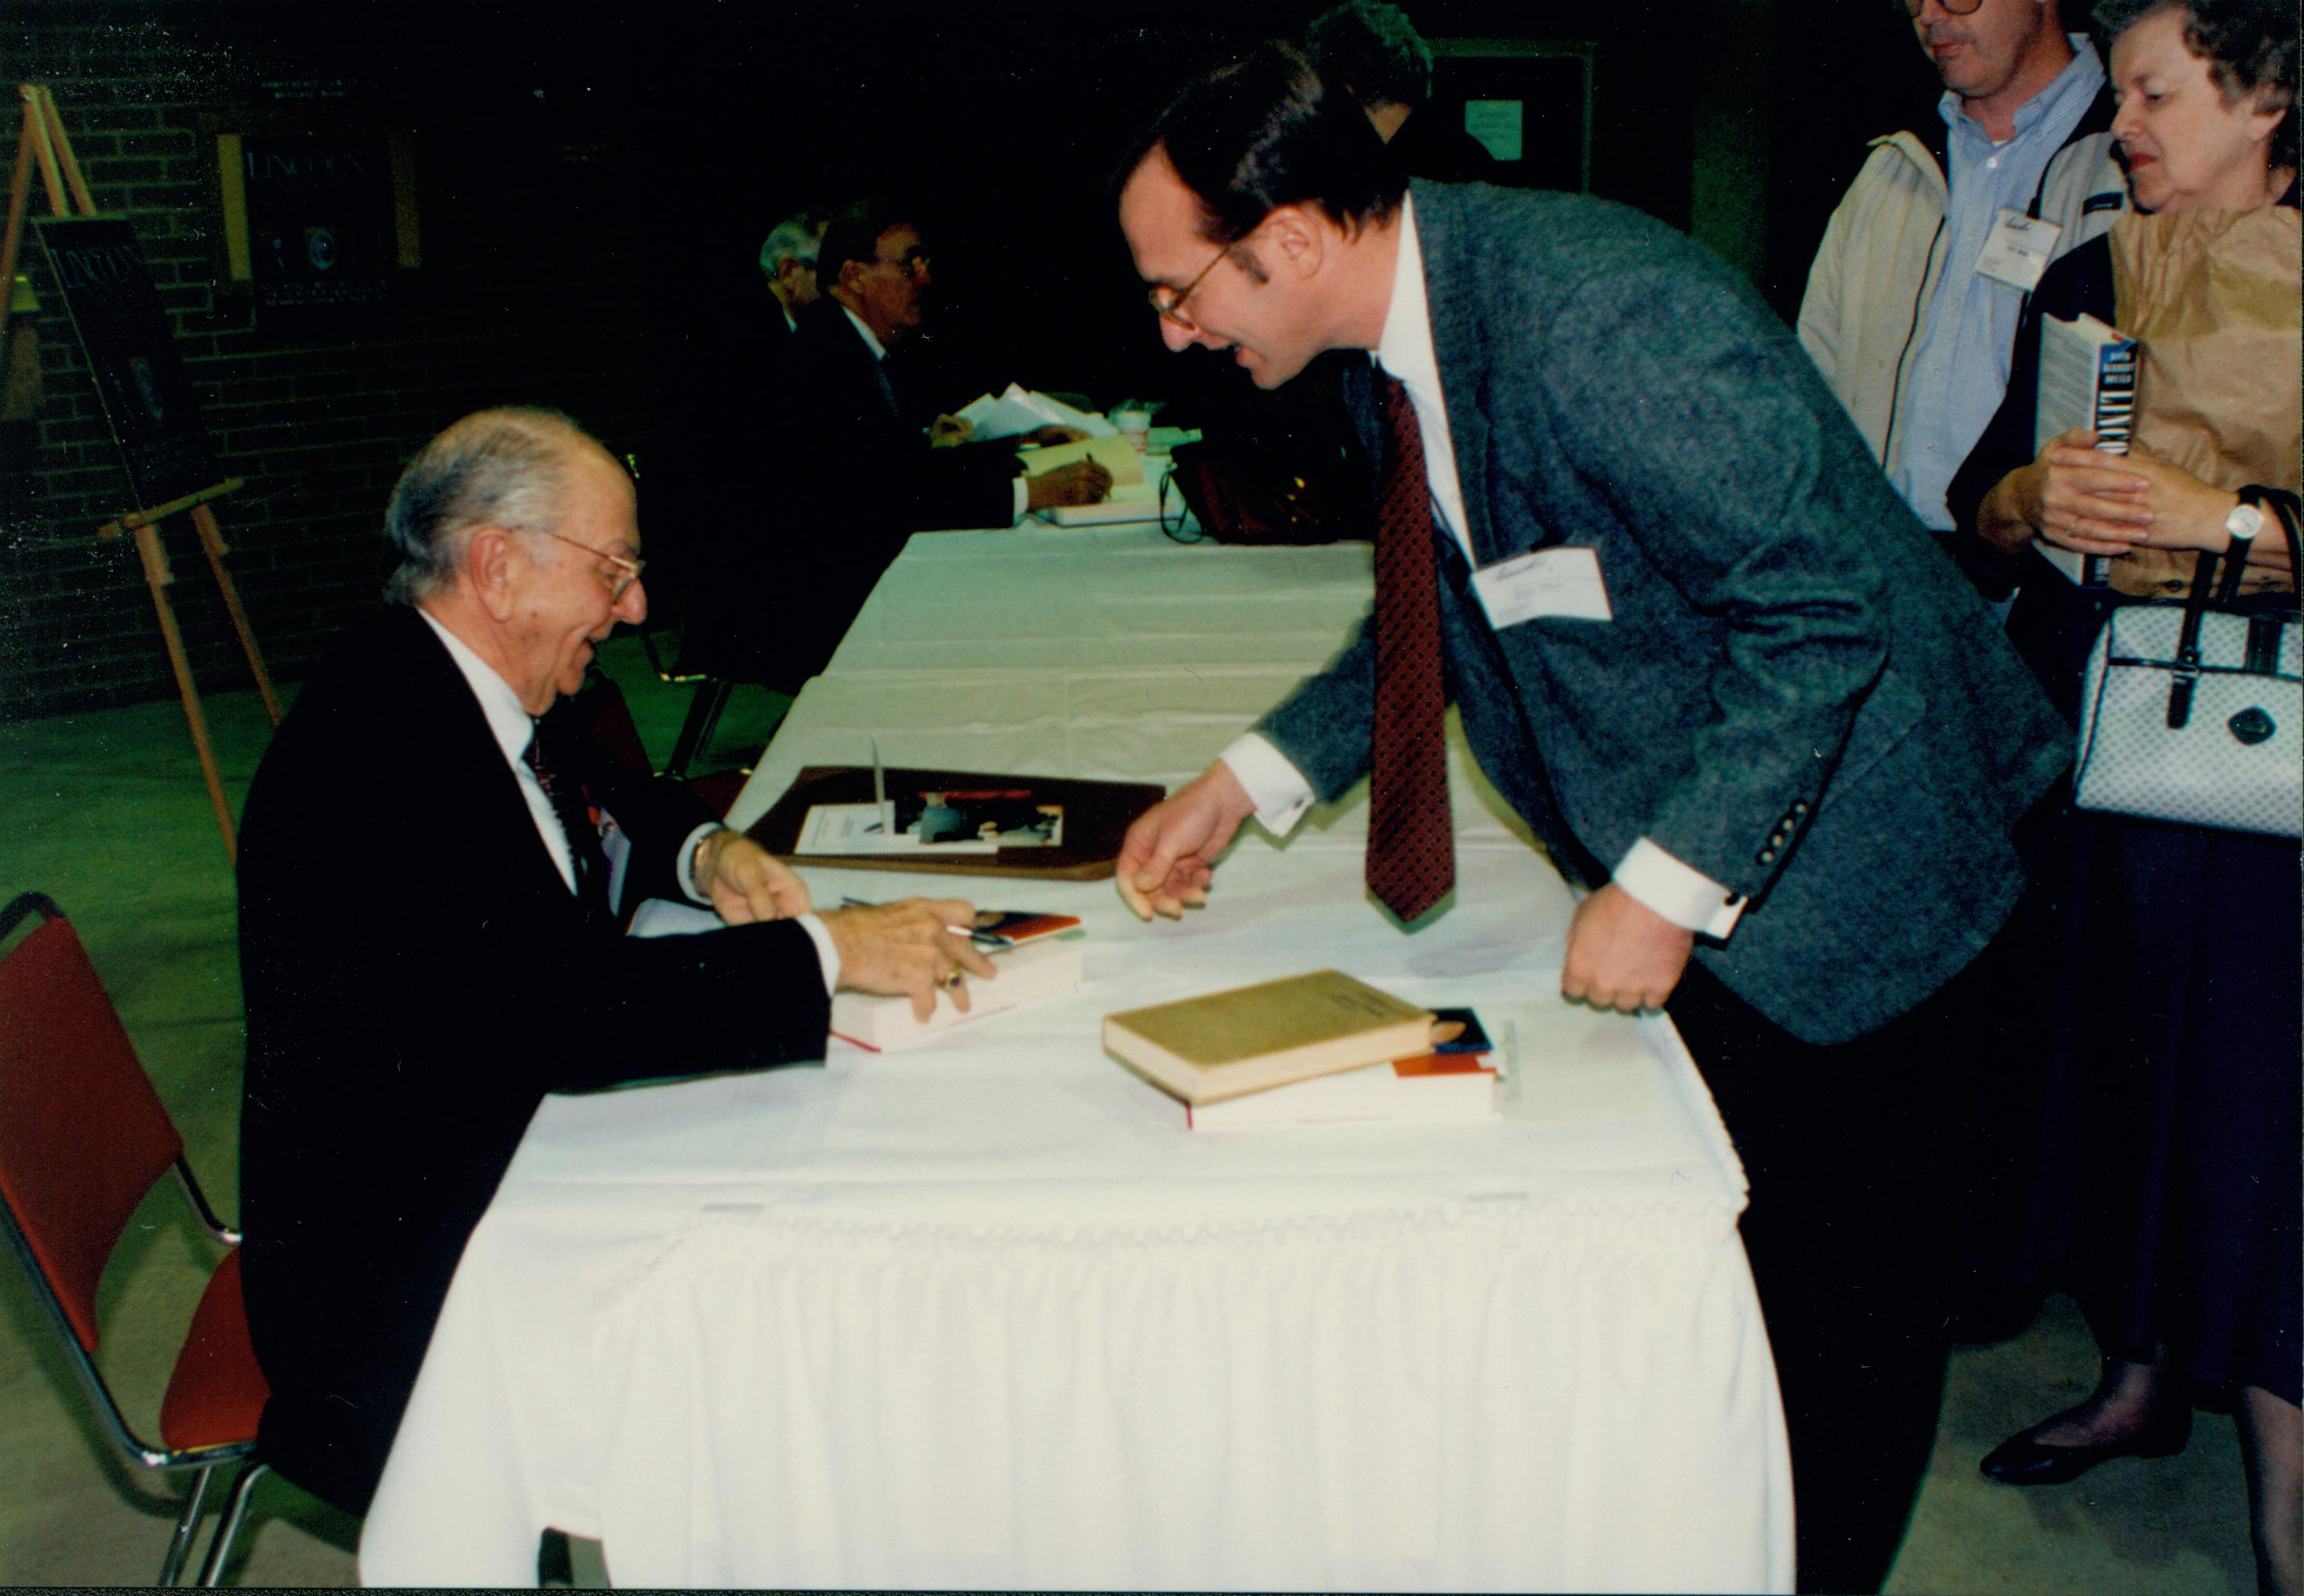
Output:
[522, 719, 614, 926]
[872, 358, 903, 424]
[1366, 371, 1454, 922]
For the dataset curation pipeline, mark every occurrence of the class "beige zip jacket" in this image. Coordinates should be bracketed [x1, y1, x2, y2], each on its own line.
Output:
[1798, 115, 2127, 479]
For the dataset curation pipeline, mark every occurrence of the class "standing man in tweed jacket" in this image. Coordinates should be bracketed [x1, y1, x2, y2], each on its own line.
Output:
[1113, 43, 2069, 1594]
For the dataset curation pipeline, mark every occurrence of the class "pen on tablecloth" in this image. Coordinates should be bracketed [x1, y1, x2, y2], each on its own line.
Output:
[868, 736, 890, 833]
[839, 896, 1012, 947]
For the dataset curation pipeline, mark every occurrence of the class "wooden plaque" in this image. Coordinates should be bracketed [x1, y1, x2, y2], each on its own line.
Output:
[746, 765, 1167, 881]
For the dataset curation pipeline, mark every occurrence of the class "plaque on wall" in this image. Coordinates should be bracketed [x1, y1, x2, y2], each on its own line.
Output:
[217, 133, 416, 325]
[33, 216, 223, 508]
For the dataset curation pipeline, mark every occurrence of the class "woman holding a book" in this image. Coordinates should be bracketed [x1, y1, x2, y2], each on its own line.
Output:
[1945, 2, 2299, 1587]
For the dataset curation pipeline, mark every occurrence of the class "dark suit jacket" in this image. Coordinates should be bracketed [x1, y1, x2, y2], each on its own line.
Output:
[746, 300, 1022, 683]
[236, 606, 832, 1512]
[1258, 182, 2071, 1045]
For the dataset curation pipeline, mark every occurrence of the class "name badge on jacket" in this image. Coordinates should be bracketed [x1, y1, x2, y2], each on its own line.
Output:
[1975, 209, 2062, 293]
[1474, 547, 1612, 627]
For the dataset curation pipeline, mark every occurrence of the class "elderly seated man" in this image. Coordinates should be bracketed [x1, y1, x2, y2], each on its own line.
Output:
[235, 405, 995, 1515]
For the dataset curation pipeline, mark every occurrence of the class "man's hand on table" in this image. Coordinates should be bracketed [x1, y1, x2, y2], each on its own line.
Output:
[1116, 762, 1257, 920]
[819, 897, 999, 1020]
[1561, 882, 1694, 1016]
[1024, 424, 1090, 447]
[928, 413, 975, 448]
[693, 829, 813, 923]
[1026, 459, 1112, 511]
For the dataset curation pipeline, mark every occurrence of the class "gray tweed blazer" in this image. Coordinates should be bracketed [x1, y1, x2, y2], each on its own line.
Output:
[1257, 180, 2071, 1045]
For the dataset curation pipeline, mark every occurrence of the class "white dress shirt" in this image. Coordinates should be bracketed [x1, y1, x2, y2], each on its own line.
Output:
[1218, 194, 1743, 940]
[416, 608, 841, 992]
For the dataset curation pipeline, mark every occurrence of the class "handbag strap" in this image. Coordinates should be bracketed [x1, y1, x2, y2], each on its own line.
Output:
[1157, 455, 1210, 544]
[2166, 543, 2222, 729]
[2164, 489, 2301, 729]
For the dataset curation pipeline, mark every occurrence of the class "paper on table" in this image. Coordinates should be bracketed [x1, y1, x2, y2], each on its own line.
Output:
[955, 383, 1119, 441]
[795, 802, 997, 856]
[1018, 435, 1144, 487]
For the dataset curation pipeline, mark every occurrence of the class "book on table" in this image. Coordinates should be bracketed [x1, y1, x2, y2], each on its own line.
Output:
[830, 934, 1084, 1051]
[2033, 311, 2138, 588]
[1185, 1049, 1499, 1129]
[1102, 969, 1438, 1107]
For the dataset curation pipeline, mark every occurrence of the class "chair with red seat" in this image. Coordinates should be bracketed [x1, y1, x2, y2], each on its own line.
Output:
[0, 892, 272, 1586]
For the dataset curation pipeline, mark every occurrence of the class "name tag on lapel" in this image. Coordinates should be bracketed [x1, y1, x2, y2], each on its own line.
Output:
[1473, 547, 1612, 627]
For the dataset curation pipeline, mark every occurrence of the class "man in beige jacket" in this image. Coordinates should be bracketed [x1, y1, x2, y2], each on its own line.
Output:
[1799, 0, 2126, 535]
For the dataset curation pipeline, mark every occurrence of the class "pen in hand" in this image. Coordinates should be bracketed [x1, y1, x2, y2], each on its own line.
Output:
[839, 896, 1012, 947]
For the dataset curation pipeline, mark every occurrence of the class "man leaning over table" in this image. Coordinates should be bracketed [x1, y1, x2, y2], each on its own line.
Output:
[235, 405, 996, 1516]
[1112, 44, 2069, 1595]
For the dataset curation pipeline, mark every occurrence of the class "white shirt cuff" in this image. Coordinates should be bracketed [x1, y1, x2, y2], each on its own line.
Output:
[1614, 838, 1745, 940]
[679, 823, 725, 904]
[1011, 476, 1029, 523]
[795, 911, 841, 997]
[1220, 734, 1316, 837]
[681, 824, 839, 995]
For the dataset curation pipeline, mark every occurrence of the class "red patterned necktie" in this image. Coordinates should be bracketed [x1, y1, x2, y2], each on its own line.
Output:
[1366, 370, 1454, 921]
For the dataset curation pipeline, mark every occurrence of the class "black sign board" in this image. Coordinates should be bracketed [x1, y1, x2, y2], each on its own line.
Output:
[239, 133, 398, 322]
[34, 215, 223, 509]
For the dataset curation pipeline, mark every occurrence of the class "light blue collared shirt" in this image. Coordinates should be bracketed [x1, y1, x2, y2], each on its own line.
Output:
[1893, 36, 2104, 529]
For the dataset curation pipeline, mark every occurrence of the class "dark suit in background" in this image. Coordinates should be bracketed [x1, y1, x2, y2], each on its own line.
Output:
[1255, 181, 2070, 1592]
[644, 277, 802, 679]
[745, 300, 1024, 685]
[238, 606, 832, 1513]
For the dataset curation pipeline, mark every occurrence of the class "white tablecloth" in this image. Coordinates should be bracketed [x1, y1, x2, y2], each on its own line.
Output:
[360, 524, 1793, 1591]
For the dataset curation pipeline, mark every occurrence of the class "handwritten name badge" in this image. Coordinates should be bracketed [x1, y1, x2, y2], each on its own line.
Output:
[1473, 547, 1612, 627]
[1975, 209, 2062, 293]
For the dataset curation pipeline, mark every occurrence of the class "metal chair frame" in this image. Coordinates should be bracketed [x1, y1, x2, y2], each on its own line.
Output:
[0, 892, 271, 1585]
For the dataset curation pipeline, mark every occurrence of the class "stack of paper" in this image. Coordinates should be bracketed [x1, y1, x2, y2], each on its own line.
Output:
[954, 384, 1117, 441]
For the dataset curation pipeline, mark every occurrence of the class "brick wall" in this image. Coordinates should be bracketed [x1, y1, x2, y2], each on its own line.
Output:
[0, 2, 647, 719]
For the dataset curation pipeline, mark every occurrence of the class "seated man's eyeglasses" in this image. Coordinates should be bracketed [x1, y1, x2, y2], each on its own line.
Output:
[1905, 0, 1982, 16]
[872, 248, 930, 277]
[535, 527, 645, 601]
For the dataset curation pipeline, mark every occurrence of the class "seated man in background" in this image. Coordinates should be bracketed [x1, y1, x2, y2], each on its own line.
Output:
[760, 209, 828, 335]
[768, 199, 1112, 682]
[236, 405, 995, 1514]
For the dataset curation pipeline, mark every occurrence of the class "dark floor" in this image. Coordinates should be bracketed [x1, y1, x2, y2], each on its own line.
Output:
[0, 635, 2259, 1591]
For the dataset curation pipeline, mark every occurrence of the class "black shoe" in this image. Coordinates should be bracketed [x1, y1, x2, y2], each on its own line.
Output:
[1978, 1411, 2192, 1485]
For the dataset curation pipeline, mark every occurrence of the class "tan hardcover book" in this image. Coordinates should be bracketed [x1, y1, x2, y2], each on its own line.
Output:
[1102, 970, 1436, 1107]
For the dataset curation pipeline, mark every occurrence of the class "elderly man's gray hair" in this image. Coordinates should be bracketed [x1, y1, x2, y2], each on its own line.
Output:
[759, 211, 824, 278]
[380, 406, 587, 605]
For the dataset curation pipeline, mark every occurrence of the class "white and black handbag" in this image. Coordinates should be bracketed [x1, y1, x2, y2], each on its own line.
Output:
[2072, 493, 2302, 838]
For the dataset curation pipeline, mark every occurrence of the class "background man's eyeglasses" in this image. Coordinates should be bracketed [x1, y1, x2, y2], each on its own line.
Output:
[872, 251, 930, 277]
[1905, 0, 1983, 16]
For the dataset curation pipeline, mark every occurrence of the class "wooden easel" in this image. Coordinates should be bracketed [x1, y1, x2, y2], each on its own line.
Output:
[5, 85, 280, 864]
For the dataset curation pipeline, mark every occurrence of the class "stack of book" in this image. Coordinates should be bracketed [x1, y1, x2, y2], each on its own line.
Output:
[830, 914, 1083, 1050]
[1102, 970, 1499, 1130]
